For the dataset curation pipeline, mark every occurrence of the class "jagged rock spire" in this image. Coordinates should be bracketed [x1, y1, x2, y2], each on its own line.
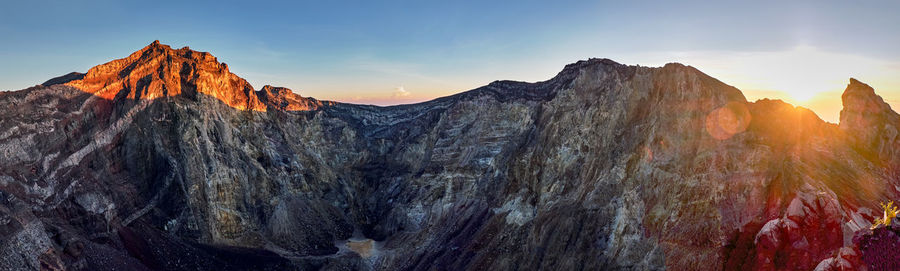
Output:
[840, 78, 900, 163]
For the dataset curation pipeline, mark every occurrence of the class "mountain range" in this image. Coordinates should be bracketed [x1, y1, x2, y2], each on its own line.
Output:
[0, 41, 897, 270]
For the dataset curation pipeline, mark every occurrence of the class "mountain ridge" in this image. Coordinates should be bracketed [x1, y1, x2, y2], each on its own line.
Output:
[36, 42, 754, 112]
[0, 41, 897, 270]
[47, 40, 329, 112]
[23, 41, 865, 128]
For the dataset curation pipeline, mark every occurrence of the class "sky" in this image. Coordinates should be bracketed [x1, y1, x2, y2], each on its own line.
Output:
[1, 0, 899, 123]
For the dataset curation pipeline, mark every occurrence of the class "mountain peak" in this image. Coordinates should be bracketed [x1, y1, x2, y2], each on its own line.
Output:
[557, 58, 623, 74]
[846, 78, 875, 95]
[63, 40, 270, 110]
[258, 85, 333, 111]
[839, 78, 899, 156]
[840, 78, 892, 125]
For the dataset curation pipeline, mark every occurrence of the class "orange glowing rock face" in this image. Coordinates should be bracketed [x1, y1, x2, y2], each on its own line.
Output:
[258, 85, 333, 111]
[64, 40, 328, 112]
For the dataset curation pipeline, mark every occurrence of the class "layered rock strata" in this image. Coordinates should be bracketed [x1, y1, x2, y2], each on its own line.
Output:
[0, 41, 898, 270]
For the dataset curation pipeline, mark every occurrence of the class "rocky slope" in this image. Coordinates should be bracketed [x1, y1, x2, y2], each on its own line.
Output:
[0, 41, 897, 270]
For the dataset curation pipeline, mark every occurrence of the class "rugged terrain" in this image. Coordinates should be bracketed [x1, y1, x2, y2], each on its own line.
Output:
[0, 41, 897, 270]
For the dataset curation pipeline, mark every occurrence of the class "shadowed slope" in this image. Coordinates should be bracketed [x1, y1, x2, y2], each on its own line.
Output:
[1, 42, 900, 270]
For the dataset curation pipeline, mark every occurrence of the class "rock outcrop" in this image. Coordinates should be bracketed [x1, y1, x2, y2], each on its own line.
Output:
[841, 78, 900, 177]
[0, 41, 898, 270]
[854, 220, 900, 270]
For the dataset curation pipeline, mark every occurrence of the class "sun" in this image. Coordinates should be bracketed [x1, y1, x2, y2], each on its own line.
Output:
[786, 86, 822, 104]
[757, 47, 839, 105]
[693, 45, 868, 107]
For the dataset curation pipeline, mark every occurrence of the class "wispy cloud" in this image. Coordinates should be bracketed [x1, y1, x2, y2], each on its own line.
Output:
[392, 85, 411, 98]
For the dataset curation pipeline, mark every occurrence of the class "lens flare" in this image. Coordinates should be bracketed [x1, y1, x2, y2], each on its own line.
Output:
[705, 102, 752, 140]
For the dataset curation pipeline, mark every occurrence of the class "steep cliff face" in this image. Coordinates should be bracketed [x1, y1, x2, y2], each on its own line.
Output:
[0, 42, 897, 270]
[841, 78, 900, 174]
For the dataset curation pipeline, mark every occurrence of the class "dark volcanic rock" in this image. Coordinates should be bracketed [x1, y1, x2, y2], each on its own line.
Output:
[42, 72, 85, 87]
[855, 225, 900, 270]
[0, 41, 899, 270]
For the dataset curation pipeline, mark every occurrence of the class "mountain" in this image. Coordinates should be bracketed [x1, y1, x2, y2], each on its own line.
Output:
[0, 41, 896, 270]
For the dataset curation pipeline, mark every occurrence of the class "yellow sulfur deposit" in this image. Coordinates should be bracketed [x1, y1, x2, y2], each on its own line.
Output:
[871, 201, 900, 229]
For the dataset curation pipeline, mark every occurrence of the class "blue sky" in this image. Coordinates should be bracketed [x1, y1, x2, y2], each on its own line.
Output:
[2, 0, 899, 122]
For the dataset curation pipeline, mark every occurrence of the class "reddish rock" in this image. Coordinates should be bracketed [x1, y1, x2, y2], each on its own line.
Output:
[855, 224, 900, 270]
[841, 78, 900, 166]
[62, 41, 326, 112]
[753, 189, 844, 270]
[813, 246, 865, 271]
[258, 85, 333, 111]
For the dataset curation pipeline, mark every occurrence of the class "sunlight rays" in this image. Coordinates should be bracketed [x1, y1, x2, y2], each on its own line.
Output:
[618, 45, 900, 122]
